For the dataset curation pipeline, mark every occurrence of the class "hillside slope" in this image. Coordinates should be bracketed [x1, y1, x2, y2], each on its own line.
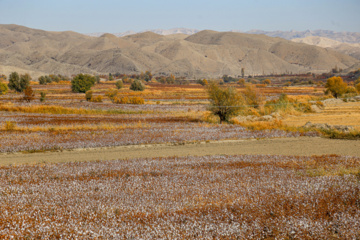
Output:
[0, 24, 358, 78]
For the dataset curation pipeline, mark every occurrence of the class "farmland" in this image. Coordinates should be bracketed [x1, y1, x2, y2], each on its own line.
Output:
[1, 80, 360, 239]
[1, 154, 359, 238]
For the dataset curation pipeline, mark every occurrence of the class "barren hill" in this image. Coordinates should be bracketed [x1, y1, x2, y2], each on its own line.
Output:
[292, 36, 360, 60]
[0, 24, 358, 78]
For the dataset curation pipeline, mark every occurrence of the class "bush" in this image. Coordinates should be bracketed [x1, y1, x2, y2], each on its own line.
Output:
[85, 90, 93, 101]
[243, 84, 264, 108]
[22, 86, 35, 102]
[91, 95, 103, 102]
[40, 92, 46, 102]
[356, 83, 360, 93]
[8, 72, 31, 92]
[105, 89, 118, 102]
[130, 80, 145, 91]
[115, 80, 123, 89]
[71, 74, 96, 93]
[207, 82, 244, 123]
[325, 76, 347, 98]
[129, 97, 145, 104]
[4, 121, 16, 131]
[0, 82, 8, 95]
[113, 96, 129, 104]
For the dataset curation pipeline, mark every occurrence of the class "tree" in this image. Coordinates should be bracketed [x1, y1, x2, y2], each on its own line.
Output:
[115, 80, 123, 89]
[263, 79, 271, 85]
[355, 82, 360, 93]
[40, 92, 46, 102]
[71, 74, 96, 93]
[241, 68, 245, 78]
[22, 86, 35, 102]
[130, 80, 145, 91]
[0, 82, 8, 95]
[238, 78, 245, 86]
[95, 75, 101, 84]
[207, 82, 244, 123]
[325, 76, 347, 98]
[144, 71, 152, 82]
[8, 72, 30, 92]
[85, 90, 93, 101]
[243, 84, 264, 108]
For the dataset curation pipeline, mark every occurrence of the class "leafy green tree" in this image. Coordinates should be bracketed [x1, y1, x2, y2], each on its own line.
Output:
[130, 80, 145, 91]
[115, 80, 123, 89]
[207, 82, 244, 123]
[71, 74, 96, 93]
[325, 76, 347, 98]
[8, 72, 30, 92]
[0, 82, 8, 95]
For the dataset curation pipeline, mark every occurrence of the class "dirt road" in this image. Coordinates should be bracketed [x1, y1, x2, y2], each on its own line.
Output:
[1, 137, 360, 166]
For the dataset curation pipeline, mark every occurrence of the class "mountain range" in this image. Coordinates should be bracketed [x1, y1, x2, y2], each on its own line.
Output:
[87, 29, 360, 44]
[0, 24, 358, 79]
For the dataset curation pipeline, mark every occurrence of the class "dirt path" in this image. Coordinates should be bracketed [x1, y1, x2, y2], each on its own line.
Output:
[1, 137, 360, 166]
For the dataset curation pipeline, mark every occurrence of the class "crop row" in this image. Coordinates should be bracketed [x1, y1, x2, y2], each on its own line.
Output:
[0, 154, 359, 238]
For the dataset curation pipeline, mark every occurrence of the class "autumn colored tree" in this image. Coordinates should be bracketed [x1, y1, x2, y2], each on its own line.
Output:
[23, 86, 35, 102]
[263, 79, 271, 85]
[325, 76, 347, 98]
[238, 79, 245, 86]
[0, 82, 8, 95]
[355, 83, 360, 93]
[207, 82, 244, 123]
[243, 84, 264, 108]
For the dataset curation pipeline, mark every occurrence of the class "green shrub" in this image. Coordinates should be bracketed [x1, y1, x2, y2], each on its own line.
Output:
[40, 92, 46, 102]
[115, 80, 123, 89]
[8, 72, 31, 92]
[207, 82, 244, 123]
[130, 80, 145, 91]
[71, 74, 96, 93]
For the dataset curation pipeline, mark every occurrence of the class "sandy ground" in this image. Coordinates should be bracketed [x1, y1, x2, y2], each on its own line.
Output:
[1, 137, 360, 166]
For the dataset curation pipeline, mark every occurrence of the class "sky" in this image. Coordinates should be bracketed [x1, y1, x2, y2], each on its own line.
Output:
[0, 0, 359, 34]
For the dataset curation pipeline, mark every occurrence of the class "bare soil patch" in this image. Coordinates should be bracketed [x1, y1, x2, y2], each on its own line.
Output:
[2, 137, 360, 166]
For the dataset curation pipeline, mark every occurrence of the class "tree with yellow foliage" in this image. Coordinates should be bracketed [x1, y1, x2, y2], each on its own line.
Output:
[325, 76, 347, 98]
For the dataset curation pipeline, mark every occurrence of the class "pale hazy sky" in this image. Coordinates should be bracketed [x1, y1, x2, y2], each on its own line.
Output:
[1, 0, 359, 33]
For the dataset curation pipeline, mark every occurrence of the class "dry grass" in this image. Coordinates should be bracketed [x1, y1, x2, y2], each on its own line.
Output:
[283, 101, 360, 130]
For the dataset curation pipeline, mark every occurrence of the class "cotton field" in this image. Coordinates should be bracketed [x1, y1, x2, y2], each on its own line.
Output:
[0, 154, 359, 238]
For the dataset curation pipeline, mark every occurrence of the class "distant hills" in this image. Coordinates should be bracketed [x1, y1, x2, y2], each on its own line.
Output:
[87, 29, 360, 44]
[0, 24, 359, 78]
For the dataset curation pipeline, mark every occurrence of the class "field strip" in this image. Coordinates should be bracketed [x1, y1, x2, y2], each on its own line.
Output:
[1, 137, 360, 166]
